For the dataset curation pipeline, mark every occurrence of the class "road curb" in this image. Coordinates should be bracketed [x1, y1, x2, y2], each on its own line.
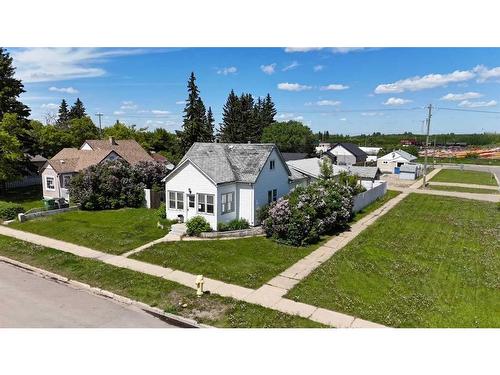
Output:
[0, 255, 211, 329]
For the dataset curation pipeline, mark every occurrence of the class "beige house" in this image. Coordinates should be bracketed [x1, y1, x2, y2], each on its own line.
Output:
[40, 137, 154, 202]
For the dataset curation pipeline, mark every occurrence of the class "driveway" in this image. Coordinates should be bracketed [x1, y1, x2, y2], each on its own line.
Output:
[0, 261, 176, 328]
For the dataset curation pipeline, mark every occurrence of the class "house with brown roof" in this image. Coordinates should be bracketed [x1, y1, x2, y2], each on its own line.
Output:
[40, 137, 154, 202]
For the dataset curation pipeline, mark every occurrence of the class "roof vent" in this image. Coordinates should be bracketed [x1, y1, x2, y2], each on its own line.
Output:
[109, 136, 117, 145]
[60, 160, 65, 164]
[228, 145, 234, 150]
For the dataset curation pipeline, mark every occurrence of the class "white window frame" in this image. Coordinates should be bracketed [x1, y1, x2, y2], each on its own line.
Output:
[187, 194, 195, 209]
[221, 192, 234, 214]
[197, 193, 214, 215]
[62, 175, 72, 189]
[270, 159, 275, 170]
[267, 189, 277, 204]
[45, 176, 55, 191]
[168, 190, 184, 210]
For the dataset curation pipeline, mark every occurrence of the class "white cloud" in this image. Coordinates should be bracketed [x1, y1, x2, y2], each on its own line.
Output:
[113, 110, 125, 115]
[316, 100, 341, 106]
[151, 110, 170, 115]
[375, 70, 475, 94]
[330, 47, 366, 54]
[40, 103, 58, 110]
[175, 100, 186, 105]
[120, 100, 137, 110]
[340, 117, 347, 121]
[361, 112, 384, 116]
[473, 65, 500, 82]
[383, 97, 413, 106]
[260, 63, 276, 75]
[320, 84, 349, 91]
[48, 86, 79, 94]
[11, 47, 144, 83]
[284, 47, 322, 53]
[282, 61, 299, 71]
[217, 66, 237, 75]
[277, 113, 304, 121]
[440, 92, 483, 101]
[313, 65, 324, 72]
[458, 100, 497, 108]
[277, 82, 312, 91]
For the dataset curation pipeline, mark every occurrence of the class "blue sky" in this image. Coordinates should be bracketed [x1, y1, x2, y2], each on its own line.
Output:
[8, 47, 500, 135]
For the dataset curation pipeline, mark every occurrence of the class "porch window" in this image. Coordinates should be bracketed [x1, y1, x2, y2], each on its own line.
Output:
[62, 175, 72, 188]
[267, 189, 277, 204]
[221, 192, 234, 214]
[168, 191, 184, 210]
[46, 176, 55, 191]
[188, 194, 195, 208]
[197, 193, 214, 214]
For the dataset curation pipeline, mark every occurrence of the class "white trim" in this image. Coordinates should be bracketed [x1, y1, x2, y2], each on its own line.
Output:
[45, 176, 55, 191]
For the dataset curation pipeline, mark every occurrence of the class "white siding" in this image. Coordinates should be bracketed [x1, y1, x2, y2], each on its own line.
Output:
[329, 145, 356, 165]
[165, 161, 217, 229]
[253, 149, 291, 221]
[80, 142, 92, 150]
[41, 165, 61, 199]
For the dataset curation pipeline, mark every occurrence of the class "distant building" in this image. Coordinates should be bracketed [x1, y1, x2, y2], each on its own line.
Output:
[281, 152, 309, 162]
[359, 146, 382, 163]
[377, 149, 417, 173]
[315, 142, 332, 154]
[326, 143, 368, 166]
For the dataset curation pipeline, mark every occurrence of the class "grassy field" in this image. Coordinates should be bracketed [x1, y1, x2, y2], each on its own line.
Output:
[352, 190, 401, 222]
[0, 185, 44, 211]
[0, 235, 323, 328]
[430, 169, 497, 186]
[428, 185, 498, 195]
[286, 194, 500, 328]
[10, 208, 171, 254]
[132, 237, 322, 288]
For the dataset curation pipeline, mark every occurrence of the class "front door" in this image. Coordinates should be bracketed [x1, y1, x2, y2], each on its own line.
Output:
[186, 194, 196, 220]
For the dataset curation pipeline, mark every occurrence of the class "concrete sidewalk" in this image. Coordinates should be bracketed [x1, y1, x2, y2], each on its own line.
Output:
[428, 181, 499, 190]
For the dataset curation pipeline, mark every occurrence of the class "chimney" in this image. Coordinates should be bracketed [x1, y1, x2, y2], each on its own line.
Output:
[109, 136, 117, 145]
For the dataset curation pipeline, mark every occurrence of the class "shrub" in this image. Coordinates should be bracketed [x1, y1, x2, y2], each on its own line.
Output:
[69, 159, 145, 210]
[217, 218, 250, 232]
[157, 202, 166, 219]
[186, 216, 212, 236]
[0, 202, 25, 220]
[132, 161, 170, 189]
[263, 179, 354, 246]
[338, 171, 366, 195]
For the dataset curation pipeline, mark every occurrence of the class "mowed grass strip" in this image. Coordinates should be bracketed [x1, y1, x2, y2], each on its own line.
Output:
[286, 194, 500, 327]
[431, 169, 497, 186]
[428, 185, 498, 195]
[0, 235, 323, 328]
[132, 237, 321, 289]
[352, 190, 402, 222]
[10, 208, 169, 255]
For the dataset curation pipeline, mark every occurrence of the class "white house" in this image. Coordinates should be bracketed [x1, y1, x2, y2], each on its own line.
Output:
[326, 143, 368, 165]
[163, 143, 295, 230]
[359, 146, 382, 163]
[315, 142, 332, 154]
[377, 149, 417, 173]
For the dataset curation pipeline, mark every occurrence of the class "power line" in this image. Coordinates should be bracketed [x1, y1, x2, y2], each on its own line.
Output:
[436, 107, 500, 114]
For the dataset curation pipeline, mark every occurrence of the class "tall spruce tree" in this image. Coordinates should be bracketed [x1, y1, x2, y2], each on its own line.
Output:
[261, 93, 277, 127]
[218, 90, 242, 143]
[179, 72, 209, 152]
[56, 99, 70, 128]
[69, 98, 86, 119]
[0, 48, 31, 120]
[204, 106, 215, 142]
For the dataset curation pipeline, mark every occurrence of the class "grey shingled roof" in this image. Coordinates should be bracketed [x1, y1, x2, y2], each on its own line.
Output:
[330, 143, 367, 158]
[176, 143, 288, 184]
[395, 149, 417, 161]
[399, 164, 419, 173]
[286, 158, 347, 179]
[345, 165, 381, 179]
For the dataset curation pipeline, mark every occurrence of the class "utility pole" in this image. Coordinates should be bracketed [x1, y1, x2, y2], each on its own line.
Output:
[95, 113, 103, 137]
[422, 104, 432, 188]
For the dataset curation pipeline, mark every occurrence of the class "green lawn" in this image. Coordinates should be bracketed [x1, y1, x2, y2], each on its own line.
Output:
[352, 190, 401, 222]
[10, 208, 171, 255]
[0, 185, 44, 211]
[0, 235, 323, 328]
[286, 194, 500, 328]
[430, 169, 497, 186]
[132, 237, 322, 289]
[428, 184, 498, 195]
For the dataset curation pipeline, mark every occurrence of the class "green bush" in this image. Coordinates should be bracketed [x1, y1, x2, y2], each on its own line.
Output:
[0, 202, 25, 220]
[157, 202, 166, 219]
[186, 216, 212, 236]
[217, 218, 250, 232]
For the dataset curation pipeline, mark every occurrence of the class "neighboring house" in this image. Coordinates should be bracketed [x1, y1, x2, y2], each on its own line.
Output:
[150, 151, 175, 171]
[40, 137, 154, 201]
[359, 146, 382, 163]
[281, 152, 309, 162]
[163, 142, 294, 230]
[286, 158, 381, 190]
[398, 164, 421, 180]
[326, 143, 368, 165]
[377, 149, 417, 173]
[315, 142, 332, 154]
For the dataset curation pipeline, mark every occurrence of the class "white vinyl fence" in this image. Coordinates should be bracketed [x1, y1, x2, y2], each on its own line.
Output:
[5, 176, 42, 189]
[352, 181, 387, 213]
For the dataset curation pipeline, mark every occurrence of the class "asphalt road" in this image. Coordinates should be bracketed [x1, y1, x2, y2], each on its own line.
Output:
[0, 262, 176, 328]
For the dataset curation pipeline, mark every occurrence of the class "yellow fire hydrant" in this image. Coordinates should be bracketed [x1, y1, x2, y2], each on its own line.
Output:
[195, 275, 204, 297]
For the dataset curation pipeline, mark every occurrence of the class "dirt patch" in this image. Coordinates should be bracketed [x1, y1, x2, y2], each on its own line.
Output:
[167, 290, 229, 322]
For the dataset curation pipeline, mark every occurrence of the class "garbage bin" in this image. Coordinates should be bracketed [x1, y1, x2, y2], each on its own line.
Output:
[43, 198, 56, 210]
